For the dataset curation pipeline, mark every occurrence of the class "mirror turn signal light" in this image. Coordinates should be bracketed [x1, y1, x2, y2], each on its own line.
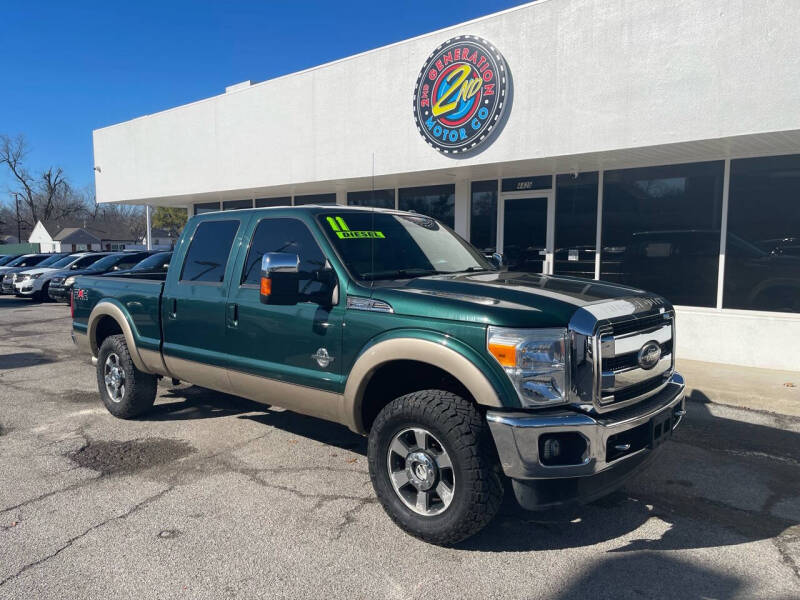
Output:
[260, 277, 271, 296]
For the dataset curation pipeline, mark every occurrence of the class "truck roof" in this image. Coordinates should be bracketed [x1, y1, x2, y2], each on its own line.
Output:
[192, 205, 404, 220]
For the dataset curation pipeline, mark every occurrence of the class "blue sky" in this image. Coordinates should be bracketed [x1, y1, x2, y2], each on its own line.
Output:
[0, 0, 527, 195]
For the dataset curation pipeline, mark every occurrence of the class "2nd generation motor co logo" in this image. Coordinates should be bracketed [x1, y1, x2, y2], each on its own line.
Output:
[413, 35, 509, 155]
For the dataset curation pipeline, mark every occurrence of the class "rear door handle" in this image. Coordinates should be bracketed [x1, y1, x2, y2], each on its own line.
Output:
[170, 298, 177, 318]
[226, 303, 239, 328]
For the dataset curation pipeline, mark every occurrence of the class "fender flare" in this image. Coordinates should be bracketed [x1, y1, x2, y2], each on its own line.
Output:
[87, 300, 149, 372]
[343, 332, 506, 433]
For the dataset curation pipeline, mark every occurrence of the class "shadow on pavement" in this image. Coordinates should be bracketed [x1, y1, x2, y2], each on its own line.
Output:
[140, 383, 799, 560]
[551, 552, 744, 600]
[145, 385, 269, 421]
[0, 352, 56, 369]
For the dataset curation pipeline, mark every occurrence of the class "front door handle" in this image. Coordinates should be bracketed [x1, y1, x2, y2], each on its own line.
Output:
[170, 298, 177, 318]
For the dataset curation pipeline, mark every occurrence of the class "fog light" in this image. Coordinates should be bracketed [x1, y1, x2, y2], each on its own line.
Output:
[539, 433, 587, 466]
[542, 438, 561, 462]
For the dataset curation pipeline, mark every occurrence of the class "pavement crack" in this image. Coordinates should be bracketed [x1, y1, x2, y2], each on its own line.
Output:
[0, 486, 173, 588]
[330, 498, 375, 540]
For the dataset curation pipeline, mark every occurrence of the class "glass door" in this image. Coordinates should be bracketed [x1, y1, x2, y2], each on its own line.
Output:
[499, 192, 554, 274]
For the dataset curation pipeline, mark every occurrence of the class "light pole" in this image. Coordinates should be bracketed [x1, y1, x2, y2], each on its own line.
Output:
[14, 193, 21, 243]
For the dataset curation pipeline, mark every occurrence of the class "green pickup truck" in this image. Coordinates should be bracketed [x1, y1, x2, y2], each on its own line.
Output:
[72, 206, 685, 545]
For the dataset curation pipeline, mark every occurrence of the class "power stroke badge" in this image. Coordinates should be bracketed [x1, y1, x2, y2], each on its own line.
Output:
[413, 35, 509, 155]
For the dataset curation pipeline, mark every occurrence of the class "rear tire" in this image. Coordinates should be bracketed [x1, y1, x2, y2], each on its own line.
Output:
[367, 390, 503, 545]
[96, 334, 157, 419]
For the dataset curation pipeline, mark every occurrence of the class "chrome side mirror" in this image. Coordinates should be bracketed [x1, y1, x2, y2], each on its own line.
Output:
[260, 252, 300, 305]
[490, 252, 504, 269]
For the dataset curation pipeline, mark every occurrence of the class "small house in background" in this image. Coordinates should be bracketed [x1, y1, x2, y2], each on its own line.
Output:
[132, 228, 175, 251]
[29, 219, 140, 252]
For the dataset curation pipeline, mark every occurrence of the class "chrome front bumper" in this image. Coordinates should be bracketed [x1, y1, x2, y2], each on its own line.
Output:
[486, 372, 685, 482]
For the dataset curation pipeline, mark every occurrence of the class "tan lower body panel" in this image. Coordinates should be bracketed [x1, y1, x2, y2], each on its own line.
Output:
[140, 348, 172, 378]
[163, 355, 346, 425]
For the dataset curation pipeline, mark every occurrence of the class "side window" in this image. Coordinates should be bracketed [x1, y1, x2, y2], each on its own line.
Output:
[180, 220, 240, 283]
[242, 218, 327, 297]
[116, 255, 145, 270]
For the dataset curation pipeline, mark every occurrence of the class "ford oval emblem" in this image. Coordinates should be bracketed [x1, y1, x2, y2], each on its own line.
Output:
[637, 341, 662, 370]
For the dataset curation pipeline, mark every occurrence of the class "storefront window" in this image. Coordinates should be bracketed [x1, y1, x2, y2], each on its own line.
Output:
[194, 202, 220, 215]
[222, 199, 253, 210]
[347, 189, 395, 208]
[470, 180, 497, 253]
[554, 172, 598, 279]
[601, 161, 724, 307]
[398, 184, 455, 227]
[294, 193, 336, 206]
[255, 197, 291, 208]
[723, 155, 800, 313]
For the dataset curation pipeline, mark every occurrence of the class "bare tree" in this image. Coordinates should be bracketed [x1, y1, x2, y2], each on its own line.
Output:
[0, 134, 91, 235]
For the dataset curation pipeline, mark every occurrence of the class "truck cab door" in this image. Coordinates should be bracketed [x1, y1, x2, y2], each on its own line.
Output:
[223, 216, 345, 403]
[161, 216, 245, 391]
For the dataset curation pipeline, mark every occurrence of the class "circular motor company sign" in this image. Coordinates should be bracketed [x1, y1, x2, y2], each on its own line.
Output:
[413, 35, 509, 155]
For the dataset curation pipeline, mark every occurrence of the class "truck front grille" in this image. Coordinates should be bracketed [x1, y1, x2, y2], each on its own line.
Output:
[594, 311, 675, 412]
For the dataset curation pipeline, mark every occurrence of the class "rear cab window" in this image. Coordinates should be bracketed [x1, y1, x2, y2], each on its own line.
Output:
[180, 220, 240, 283]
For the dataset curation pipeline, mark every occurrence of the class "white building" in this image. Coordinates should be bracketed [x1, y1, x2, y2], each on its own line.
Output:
[92, 0, 800, 371]
[29, 219, 140, 252]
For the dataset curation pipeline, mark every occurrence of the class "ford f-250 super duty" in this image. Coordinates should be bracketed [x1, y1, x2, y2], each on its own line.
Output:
[72, 206, 686, 545]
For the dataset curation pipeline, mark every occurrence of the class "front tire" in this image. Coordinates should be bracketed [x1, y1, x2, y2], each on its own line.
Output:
[367, 390, 503, 545]
[96, 334, 157, 419]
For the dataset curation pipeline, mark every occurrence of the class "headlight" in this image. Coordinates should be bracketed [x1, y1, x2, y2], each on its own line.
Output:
[31, 273, 42, 279]
[64, 276, 76, 286]
[487, 326, 570, 407]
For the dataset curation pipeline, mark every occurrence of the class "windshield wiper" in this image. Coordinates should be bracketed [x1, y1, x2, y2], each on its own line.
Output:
[361, 268, 446, 281]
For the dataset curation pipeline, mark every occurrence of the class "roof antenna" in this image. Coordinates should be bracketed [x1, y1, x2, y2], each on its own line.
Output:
[370, 152, 375, 292]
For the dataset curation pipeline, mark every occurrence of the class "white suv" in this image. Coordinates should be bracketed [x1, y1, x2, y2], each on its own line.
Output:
[13, 253, 106, 301]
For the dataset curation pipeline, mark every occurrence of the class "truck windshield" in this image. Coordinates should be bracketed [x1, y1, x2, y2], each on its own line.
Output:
[319, 212, 492, 281]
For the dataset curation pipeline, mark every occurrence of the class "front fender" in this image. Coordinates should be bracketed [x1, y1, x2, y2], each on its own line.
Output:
[343, 328, 515, 433]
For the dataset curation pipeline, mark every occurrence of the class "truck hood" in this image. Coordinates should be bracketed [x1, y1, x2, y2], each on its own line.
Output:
[368, 271, 668, 328]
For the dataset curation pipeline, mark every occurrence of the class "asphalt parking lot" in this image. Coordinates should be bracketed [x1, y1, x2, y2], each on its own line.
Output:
[0, 297, 798, 599]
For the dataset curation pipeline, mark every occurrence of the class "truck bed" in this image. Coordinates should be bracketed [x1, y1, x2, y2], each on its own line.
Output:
[72, 274, 165, 359]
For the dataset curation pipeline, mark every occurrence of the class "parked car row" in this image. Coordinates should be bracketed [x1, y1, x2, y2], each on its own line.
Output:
[0, 250, 172, 303]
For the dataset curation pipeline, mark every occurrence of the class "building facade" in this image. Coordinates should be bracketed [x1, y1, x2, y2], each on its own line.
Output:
[92, 0, 800, 371]
[29, 220, 140, 252]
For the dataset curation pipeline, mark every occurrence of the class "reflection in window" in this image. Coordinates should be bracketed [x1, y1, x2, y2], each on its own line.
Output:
[180, 220, 239, 283]
[294, 193, 336, 206]
[255, 197, 291, 208]
[347, 189, 395, 208]
[470, 180, 497, 254]
[724, 155, 800, 313]
[503, 197, 548, 273]
[241, 218, 328, 301]
[555, 172, 598, 279]
[193, 202, 220, 215]
[601, 161, 724, 307]
[222, 199, 253, 211]
[398, 184, 455, 227]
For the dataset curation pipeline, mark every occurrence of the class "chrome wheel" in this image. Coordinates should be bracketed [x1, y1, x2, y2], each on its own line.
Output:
[386, 427, 455, 516]
[103, 353, 126, 403]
